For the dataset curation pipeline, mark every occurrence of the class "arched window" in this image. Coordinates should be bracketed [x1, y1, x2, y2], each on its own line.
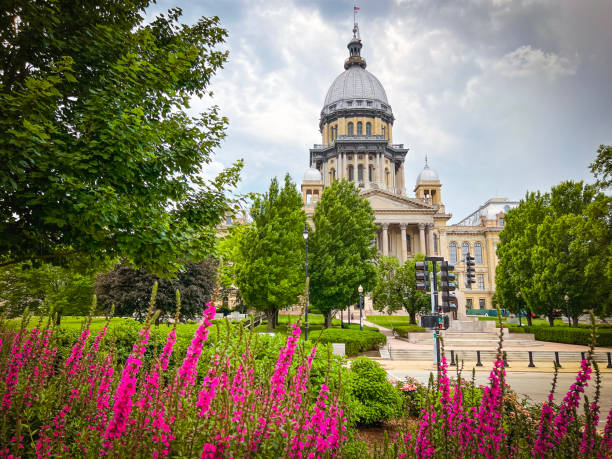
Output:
[433, 234, 438, 254]
[357, 122, 363, 135]
[368, 166, 374, 182]
[348, 165, 354, 181]
[329, 168, 335, 182]
[406, 234, 411, 253]
[462, 242, 469, 260]
[449, 242, 457, 264]
[347, 122, 354, 136]
[474, 242, 483, 264]
[382, 125, 386, 139]
[385, 169, 390, 186]
[357, 164, 364, 182]
[366, 122, 372, 136]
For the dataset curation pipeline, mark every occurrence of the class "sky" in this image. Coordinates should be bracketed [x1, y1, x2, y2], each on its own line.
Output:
[150, 0, 612, 222]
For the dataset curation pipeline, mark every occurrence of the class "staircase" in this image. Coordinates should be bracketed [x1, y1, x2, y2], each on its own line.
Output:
[406, 331, 541, 348]
[387, 349, 610, 364]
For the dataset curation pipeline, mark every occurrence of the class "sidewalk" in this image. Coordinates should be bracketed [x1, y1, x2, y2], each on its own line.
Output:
[364, 318, 612, 357]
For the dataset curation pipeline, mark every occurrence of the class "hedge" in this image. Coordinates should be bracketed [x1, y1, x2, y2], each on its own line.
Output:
[308, 328, 387, 356]
[394, 325, 426, 337]
[519, 326, 612, 347]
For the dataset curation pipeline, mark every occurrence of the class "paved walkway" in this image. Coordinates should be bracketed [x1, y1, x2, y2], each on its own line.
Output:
[364, 318, 612, 353]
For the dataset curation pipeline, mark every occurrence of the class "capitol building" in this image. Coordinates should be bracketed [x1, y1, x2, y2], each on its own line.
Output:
[300, 23, 518, 312]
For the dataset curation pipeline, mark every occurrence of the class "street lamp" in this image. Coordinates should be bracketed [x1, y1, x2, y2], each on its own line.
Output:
[358, 284, 364, 331]
[303, 223, 309, 340]
[516, 291, 522, 327]
[564, 294, 570, 327]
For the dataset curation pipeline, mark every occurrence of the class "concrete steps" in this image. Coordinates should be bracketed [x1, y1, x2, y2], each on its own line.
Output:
[406, 331, 540, 347]
[386, 349, 611, 364]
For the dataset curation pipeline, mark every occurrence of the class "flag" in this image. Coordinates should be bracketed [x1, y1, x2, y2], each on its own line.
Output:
[354, 6, 360, 12]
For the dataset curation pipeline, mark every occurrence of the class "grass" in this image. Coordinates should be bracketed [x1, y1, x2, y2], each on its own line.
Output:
[254, 313, 342, 334]
[478, 317, 566, 327]
[366, 315, 426, 337]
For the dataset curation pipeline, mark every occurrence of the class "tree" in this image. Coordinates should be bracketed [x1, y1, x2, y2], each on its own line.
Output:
[372, 255, 430, 324]
[94, 259, 218, 322]
[532, 182, 609, 326]
[0, 2, 240, 274]
[236, 175, 306, 331]
[310, 180, 377, 328]
[0, 258, 98, 322]
[590, 144, 612, 190]
[216, 223, 249, 312]
[495, 191, 550, 326]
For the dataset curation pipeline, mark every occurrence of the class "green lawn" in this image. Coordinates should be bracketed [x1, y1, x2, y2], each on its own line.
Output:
[254, 313, 341, 334]
[366, 315, 425, 336]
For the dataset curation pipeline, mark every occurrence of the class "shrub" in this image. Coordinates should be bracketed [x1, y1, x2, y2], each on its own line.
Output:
[394, 324, 426, 337]
[348, 357, 402, 425]
[522, 326, 612, 347]
[309, 328, 386, 356]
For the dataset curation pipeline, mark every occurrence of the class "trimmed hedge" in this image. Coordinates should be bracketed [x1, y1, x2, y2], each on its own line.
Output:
[520, 326, 612, 347]
[309, 328, 386, 356]
[394, 324, 426, 338]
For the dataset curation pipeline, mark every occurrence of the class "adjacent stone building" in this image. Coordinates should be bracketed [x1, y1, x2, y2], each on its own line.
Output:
[301, 23, 518, 311]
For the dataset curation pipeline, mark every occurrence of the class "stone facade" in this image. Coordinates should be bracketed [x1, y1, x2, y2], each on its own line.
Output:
[301, 24, 518, 311]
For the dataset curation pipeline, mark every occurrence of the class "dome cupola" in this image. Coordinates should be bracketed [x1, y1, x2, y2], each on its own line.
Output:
[416, 156, 440, 185]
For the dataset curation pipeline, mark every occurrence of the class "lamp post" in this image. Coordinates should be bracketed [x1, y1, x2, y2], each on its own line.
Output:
[358, 285, 364, 331]
[516, 291, 522, 327]
[303, 223, 309, 340]
[564, 294, 570, 327]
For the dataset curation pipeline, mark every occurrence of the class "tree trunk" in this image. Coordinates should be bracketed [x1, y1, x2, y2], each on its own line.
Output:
[572, 316, 579, 328]
[55, 311, 62, 326]
[547, 314, 554, 327]
[324, 311, 332, 329]
[274, 309, 279, 328]
[409, 311, 416, 325]
[267, 308, 274, 332]
[526, 311, 533, 327]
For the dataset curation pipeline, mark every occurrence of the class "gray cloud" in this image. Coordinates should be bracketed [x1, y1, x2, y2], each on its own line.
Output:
[151, 0, 612, 221]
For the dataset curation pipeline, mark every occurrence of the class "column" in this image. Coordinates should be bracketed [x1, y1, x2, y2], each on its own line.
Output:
[418, 223, 426, 255]
[382, 223, 389, 256]
[427, 223, 434, 256]
[400, 224, 408, 263]
[377, 153, 382, 184]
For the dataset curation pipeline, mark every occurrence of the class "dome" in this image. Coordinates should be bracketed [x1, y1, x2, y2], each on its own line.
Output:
[303, 166, 322, 182]
[416, 163, 439, 185]
[323, 66, 389, 108]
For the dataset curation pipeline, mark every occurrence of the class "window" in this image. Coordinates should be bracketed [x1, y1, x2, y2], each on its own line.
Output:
[367, 100, 373, 107]
[346, 101, 352, 107]
[329, 104, 336, 111]
[474, 242, 483, 264]
[366, 122, 372, 136]
[226, 216, 232, 225]
[382, 126, 386, 139]
[348, 165, 354, 181]
[504, 205, 510, 212]
[222, 296, 229, 307]
[479, 298, 486, 309]
[348, 122, 354, 136]
[356, 100, 363, 106]
[466, 298, 473, 308]
[406, 234, 411, 253]
[499, 217, 505, 226]
[357, 122, 363, 135]
[357, 164, 364, 182]
[477, 274, 484, 290]
[449, 242, 457, 264]
[462, 242, 469, 259]
[368, 166, 374, 182]
[381, 104, 388, 110]
[433, 234, 438, 254]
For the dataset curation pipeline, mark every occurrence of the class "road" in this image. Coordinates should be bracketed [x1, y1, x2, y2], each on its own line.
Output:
[386, 367, 612, 428]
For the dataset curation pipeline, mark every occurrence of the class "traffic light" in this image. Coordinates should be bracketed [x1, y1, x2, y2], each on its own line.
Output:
[437, 314, 450, 330]
[415, 261, 429, 292]
[439, 261, 457, 313]
[465, 254, 476, 288]
[420, 314, 437, 328]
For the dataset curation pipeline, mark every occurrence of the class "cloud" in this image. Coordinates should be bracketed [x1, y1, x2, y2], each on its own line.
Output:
[490, 45, 577, 80]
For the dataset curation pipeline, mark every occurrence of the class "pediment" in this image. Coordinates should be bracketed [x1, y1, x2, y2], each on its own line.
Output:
[360, 189, 436, 212]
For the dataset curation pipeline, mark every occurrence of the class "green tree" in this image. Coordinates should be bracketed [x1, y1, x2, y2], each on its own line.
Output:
[495, 191, 550, 326]
[94, 259, 218, 322]
[310, 180, 377, 328]
[0, 259, 98, 322]
[216, 223, 249, 312]
[236, 175, 306, 331]
[0, 1, 240, 274]
[372, 255, 430, 324]
[590, 144, 612, 190]
[532, 182, 609, 326]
